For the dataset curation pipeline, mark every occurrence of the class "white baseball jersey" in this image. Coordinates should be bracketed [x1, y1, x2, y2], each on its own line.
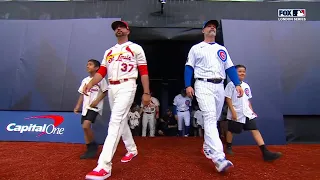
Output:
[78, 76, 108, 116]
[128, 111, 140, 129]
[194, 110, 204, 128]
[225, 81, 257, 124]
[186, 42, 234, 79]
[141, 97, 160, 113]
[173, 94, 192, 112]
[101, 41, 147, 81]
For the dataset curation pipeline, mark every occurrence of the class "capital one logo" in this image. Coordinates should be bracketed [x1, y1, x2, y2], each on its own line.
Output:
[6, 115, 65, 137]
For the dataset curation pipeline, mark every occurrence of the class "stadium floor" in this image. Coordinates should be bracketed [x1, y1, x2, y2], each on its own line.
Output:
[1, 137, 320, 180]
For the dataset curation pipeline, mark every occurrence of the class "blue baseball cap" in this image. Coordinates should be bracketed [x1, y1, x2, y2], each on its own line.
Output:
[202, 20, 219, 29]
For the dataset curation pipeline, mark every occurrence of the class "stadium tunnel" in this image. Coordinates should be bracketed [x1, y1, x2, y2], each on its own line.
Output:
[128, 25, 225, 114]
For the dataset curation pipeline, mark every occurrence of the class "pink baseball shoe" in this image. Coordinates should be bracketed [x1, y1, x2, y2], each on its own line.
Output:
[85, 168, 111, 180]
[121, 152, 138, 163]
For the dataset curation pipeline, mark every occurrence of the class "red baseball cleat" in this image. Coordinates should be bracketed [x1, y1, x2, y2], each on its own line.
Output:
[121, 152, 138, 163]
[85, 168, 111, 180]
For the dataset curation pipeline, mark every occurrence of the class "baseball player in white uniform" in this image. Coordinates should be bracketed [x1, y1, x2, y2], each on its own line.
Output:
[184, 20, 244, 173]
[140, 95, 160, 137]
[193, 106, 204, 137]
[225, 64, 282, 161]
[74, 59, 108, 159]
[173, 89, 192, 136]
[83, 21, 151, 180]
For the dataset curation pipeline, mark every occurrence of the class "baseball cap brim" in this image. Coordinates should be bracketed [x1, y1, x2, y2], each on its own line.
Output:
[202, 20, 219, 29]
[111, 21, 129, 30]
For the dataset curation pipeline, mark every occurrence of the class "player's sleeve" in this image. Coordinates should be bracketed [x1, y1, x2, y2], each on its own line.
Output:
[223, 47, 241, 86]
[173, 96, 178, 106]
[78, 79, 86, 94]
[99, 78, 108, 93]
[155, 98, 160, 106]
[221, 47, 234, 70]
[225, 82, 234, 99]
[248, 85, 253, 99]
[135, 45, 149, 76]
[185, 46, 196, 68]
[97, 50, 109, 78]
[184, 46, 196, 88]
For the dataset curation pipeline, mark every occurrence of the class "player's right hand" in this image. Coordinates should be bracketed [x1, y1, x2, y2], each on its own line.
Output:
[186, 86, 194, 98]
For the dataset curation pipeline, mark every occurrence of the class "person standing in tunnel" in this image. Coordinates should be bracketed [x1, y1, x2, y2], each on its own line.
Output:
[173, 89, 192, 137]
[140, 93, 160, 137]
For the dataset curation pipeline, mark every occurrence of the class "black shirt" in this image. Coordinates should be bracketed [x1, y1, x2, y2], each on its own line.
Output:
[163, 115, 177, 126]
[156, 115, 178, 136]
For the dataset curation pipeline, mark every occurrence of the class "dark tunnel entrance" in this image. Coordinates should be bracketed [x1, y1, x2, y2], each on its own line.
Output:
[130, 27, 224, 116]
[134, 40, 196, 115]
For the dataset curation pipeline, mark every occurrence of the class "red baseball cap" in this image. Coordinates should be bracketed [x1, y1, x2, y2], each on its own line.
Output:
[111, 21, 129, 30]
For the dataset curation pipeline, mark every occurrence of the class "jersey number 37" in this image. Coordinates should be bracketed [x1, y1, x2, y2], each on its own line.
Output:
[121, 63, 134, 72]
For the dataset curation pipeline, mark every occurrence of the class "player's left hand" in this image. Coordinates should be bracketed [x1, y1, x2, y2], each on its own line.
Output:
[142, 93, 151, 106]
[235, 85, 244, 98]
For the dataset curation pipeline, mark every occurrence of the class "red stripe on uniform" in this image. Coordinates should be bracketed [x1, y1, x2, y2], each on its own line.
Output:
[97, 66, 107, 78]
[138, 65, 148, 76]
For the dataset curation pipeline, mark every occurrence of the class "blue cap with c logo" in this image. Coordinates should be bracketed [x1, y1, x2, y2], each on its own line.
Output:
[202, 20, 219, 29]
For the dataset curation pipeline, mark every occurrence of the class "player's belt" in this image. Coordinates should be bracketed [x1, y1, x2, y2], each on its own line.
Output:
[109, 78, 136, 85]
[197, 78, 223, 84]
[109, 79, 128, 85]
[144, 112, 154, 114]
[179, 110, 188, 112]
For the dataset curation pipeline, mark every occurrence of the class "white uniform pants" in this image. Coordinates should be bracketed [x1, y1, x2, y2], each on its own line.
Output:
[97, 80, 137, 172]
[194, 80, 225, 162]
[142, 113, 156, 137]
[177, 111, 190, 131]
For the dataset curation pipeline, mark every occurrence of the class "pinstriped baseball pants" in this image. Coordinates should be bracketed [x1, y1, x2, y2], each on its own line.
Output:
[194, 80, 225, 161]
